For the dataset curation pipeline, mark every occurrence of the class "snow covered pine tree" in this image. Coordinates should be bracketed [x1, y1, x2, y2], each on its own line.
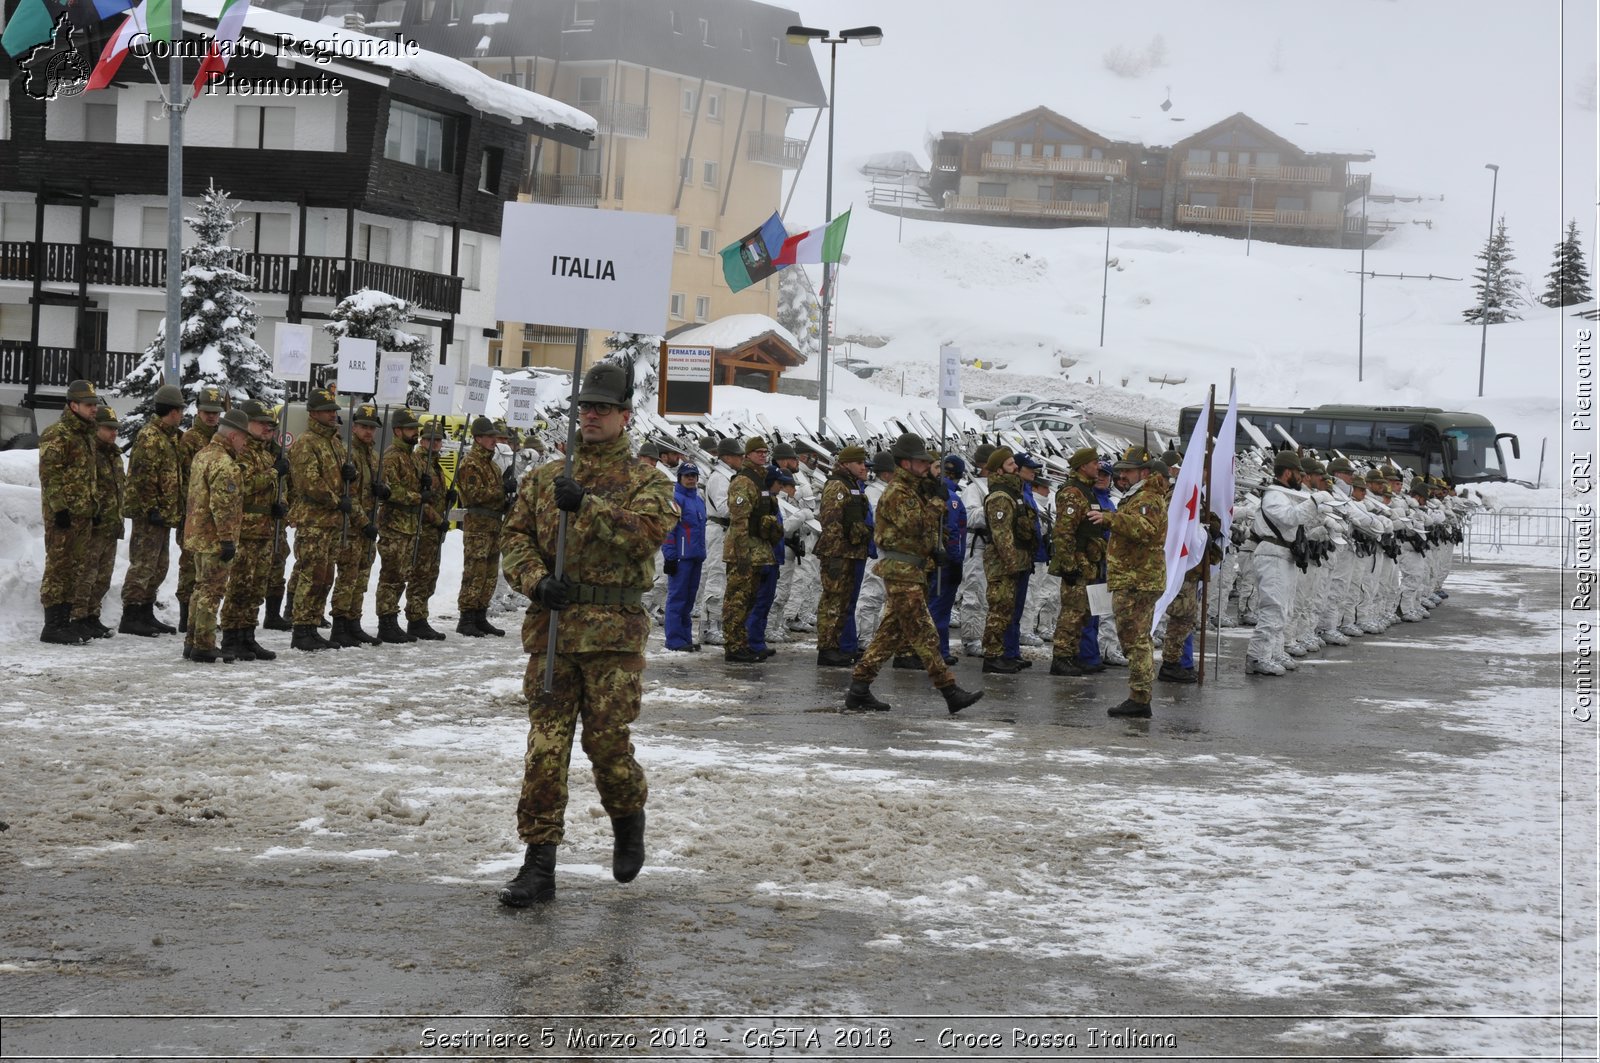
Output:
[599, 332, 661, 404]
[1462, 215, 1525, 325]
[323, 290, 434, 407]
[1541, 218, 1594, 308]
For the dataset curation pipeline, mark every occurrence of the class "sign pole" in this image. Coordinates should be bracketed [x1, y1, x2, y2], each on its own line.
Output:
[543, 328, 587, 694]
[1196, 383, 1216, 687]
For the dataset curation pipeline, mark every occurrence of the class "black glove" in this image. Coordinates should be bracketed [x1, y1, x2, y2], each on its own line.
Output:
[501, 467, 518, 497]
[553, 474, 586, 513]
[444, 488, 459, 510]
[950, 562, 963, 585]
[270, 501, 288, 519]
[53, 509, 72, 529]
[361, 522, 379, 541]
[274, 454, 290, 476]
[787, 536, 806, 560]
[437, 519, 450, 535]
[1063, 573, 1081, 587]
[663, 558, 680, 577]
[420, 474, 432, 492]
[147, 508, 166, 528]
[337, 496, 353, 515]
[375, 482, 391, 501]
[340, 462, 358, 483]
[533, 575, 571, 611]
[932, 545, 949, 567]
[219, 540, 236, 562]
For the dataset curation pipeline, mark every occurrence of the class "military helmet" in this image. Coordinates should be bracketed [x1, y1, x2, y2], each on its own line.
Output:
[575, 361, 633, 407]
[217, 409, 250, 435]
[638, 440, 660, 459]
[66, 379, 100, 405]
[196, 386, 226, 413]
[492, 419, 511, 438]
[1068, 445, 1099, 471]
[1350, 475, 1368, 490]
[889, 432, 932, 461]
[95, 405, 118, 426]
[771, 441, 797, 461]
[306, 387, 339, 413]
[744, 435, 769, 455]
[678, 462, 701, 479]
[420, 419, 446, 440]
[390, 408, 419, 431]
[354, 403, 382, 427]
[1273, 450, 1303, 473]
[471, 415, 497, 438]
[1379, 465, 1401, 481]
[1301, 457, 1326, 475]
[984, 446, 1014, 474]
[715, 436, 745, 457]
[972, 443, 997, 469]
[870, 451, 895, 474]
[1327, 456, 1354, 474]
[240, 399, 278, 425]
[836, 445, 868, 464]
[153, 383, 185, 409]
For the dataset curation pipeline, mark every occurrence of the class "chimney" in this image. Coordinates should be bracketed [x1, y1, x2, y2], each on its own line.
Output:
[343, 12, 367, 33]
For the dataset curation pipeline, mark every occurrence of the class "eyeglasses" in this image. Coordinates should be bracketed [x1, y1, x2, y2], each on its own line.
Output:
[577, 402, 618, 415]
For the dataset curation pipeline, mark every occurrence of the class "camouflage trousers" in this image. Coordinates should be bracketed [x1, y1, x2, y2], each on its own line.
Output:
[516, 650, 648, 845]
[1113, 588, 1159, 703]
[408, 528, 443, 621]
[375, 531, 422, 617]
[720, 562, 761, 653]
[265, 525, 290, 597]
[817, 556, 864, 652]
[221, 537, 274, 629]
[332, 535, 376, 620]
[121, 521, 171, 606]
[41, 517, 91, 609]
[1050, 579, 1092, 659]
[1160, 577, 1199, 661]
[188, 551, 232, 652]
[72, 529, 119, 620]
[290, 526, 338, 625]
[177, 540, 197, 605]
[457, 528, 501, 612]
[852, 579, 955, 689]
[982, 571, 1023, 656]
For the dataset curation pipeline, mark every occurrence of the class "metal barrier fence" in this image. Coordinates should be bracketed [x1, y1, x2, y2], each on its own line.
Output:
[1464, 507, 1590, 568]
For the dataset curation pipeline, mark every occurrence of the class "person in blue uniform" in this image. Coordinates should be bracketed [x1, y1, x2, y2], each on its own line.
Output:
[1078, 460, 1115, 672]
[662, 463, 706, 651]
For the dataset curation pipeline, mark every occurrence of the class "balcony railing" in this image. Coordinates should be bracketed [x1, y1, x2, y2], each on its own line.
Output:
[746, 131, 806, 169]
[1181, 162, 1332, 183]
[520, 325, 581, 346]
[1176, 205, 1342, 230]
[980, 153, 1126, 177]
[946, 195, 1109, 221]
[0, 241, 462, 314]
[522, 171, 601, 207]
[581, 99, 650, 139]
[0, 342, 142, 388]
[934, 154, 961, 171]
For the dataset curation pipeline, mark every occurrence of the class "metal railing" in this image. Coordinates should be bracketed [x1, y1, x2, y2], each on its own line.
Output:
[746, 131, 806, 168]
[1181, 161, 1332, 183]
[980, 152, 1126, 177]
[1465, 507, 1589, 568]
[0, 343, 142, 388]
[1177, 205, 1342, 230]
[522, 171, 601, 206]
[946, 195, 1109, 220]
[581, 99, 650, 139]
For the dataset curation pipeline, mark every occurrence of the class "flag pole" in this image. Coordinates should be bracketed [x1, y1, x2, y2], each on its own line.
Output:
[1197, 382, 1217, 687]
[543, 327, 587, 694]
[163, 0, 185, 388]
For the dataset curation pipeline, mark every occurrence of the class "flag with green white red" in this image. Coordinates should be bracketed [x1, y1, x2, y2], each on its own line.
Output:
[773, 208, 850, 266]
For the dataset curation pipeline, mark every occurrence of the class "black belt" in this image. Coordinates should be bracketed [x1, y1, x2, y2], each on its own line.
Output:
[243, 505, 273, 515]
[708, 516, 730, 527]
[878, 548, 925, 566]
[1250, 534, 1294, 550]
[466, 506, 504, 519]
[566, 583, 646, 606]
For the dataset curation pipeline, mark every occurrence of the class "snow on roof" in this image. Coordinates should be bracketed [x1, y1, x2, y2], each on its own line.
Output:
[182, 0, 595, 135]
[670, 314, 800, 352]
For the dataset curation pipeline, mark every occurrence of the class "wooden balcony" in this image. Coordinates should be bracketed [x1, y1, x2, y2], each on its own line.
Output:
[522, 172, 601, 207]
[946, 196, 1109, 221]
[746, 131, 807, 169]
[581, 100, 650, 139]
[980, 153, 1126, 178]
[1176, 205, 1342, 230]
[1181, 162, 1332, 183]
[0, 342, 142, 388]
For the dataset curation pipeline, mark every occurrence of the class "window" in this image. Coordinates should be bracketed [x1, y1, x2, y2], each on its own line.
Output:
[1255, 151, 1280, 171]
[231, 105, 295, 149]
[572, 0, 598, 26]
[358, 222, 391, 264]
[1069, 187, 1103, 203]
[990, 139, 1014, 155]
[670, 293, 686, 319]
[706, 93, 721, 120]
[384, 100, 456, 172]
[578, 145, 600, 176]
[478, 146, 503, 193]
[977, 181, 1007, 197]
[0, 82, 8, 139]
[669, 9, 682, 33]
[1186, 148, 1210, 165]
[702, 159, 718, 187]
[1188, 192, 1219, 209]
[679, 155, 693, 181]
[140, 206, 167, 248]
[417, 233, 440, 273]
[698, 229, 715, 254]
[239, 211, 292, 254]
[1060, 144, 1084, 159]
[1275, 196, 1305, 213]
[85, 103, 117, 143]
[674, 225, 689, 251]
[0, 203, 30, 241]
[682, 87, 696, 113]
[143, 101, 165, 145]
[459, 239, 480, 290]
[695, 295, 710, 322]
[773, 36, 786, 64]
[1375, 421, 1420, 450]
[1291, 417, 1333, 448]
[577, 75, 604, 105]
[499, 71, 525, 88]
[740, 27, 751, 50]
[700, 17, 713, 46]
[1018, 142, 1033, 157]
[1332, 419, 1374, 451]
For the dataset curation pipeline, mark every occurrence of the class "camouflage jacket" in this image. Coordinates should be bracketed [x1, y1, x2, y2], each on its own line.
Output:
[455, 444, 506, 533]
[379, 437, 425, 536]
[38, 410, 98, 521]
[1105, 477, 1168, 593]
[502, 432, 677, 655]
[982, 473, 1035, 577]
[287, 419, 347, 529]
[237, 435, 280, 540]
[873, 468, 945, 583]
[184, 437, 242, 551]
[178, 420, 215, 510]
[1049, 474, 1104, 580]
[814, 470, 872, 559]
[723, 462, 781, 567]
[94, 437, 126, 538]
[123, 420, 184, 525]
[420, 449, 446, 528]
[350, 436, 378, 525]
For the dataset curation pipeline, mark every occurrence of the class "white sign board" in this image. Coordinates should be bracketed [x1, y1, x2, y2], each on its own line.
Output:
[666, 345, 713, 383]
[504, 380, 540, 429]
[336, 337, 378, 395]
[496, 202, 677, 336]
[273, 323, 313, 383]
[375, 351, 411, 406]
[428, 378, 455, 415]
[462, 365, 495, 416]
[938, 344, 963, 410]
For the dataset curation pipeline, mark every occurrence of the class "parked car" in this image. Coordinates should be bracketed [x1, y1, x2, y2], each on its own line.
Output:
[993, 408, 1084, 434]
[972, 392, 1043, 420]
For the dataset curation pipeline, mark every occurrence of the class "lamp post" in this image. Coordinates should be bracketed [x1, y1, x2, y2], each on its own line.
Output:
[1099, 174, 1115, 347]
[786, 24, 883, 439]
[1477, 163, 1499, 398]
[1245, 175, 1257, 256]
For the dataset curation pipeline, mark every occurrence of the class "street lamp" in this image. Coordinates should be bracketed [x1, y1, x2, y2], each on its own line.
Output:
[1477, 162, 1499, 398]
[1099, 173, 1115, 347]
[786, 24, 882, 439]
[1245, 175, 1257, 256]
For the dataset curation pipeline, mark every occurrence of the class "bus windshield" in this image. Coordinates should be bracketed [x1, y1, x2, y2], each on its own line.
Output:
[1437, 426, 1504, 482]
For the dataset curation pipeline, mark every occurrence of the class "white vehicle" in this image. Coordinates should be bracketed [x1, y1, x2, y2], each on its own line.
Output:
[972, 392, 1043, 420]
[993, 408, 1084, 434]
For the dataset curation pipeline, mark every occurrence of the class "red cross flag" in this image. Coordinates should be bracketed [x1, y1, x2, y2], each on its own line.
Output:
[1152, 393, 1213, 633]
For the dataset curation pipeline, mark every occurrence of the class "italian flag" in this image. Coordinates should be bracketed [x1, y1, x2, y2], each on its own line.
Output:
[193, 0, 254, 96]
[86, 0, 170, 91]
[772, 208, 851, 266]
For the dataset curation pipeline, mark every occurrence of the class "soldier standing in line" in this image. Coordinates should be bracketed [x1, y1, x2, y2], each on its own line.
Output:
[175, 385, 226, 637]
[374, 409, 427, 645]
[853, 451, 894, 647]
[287, 387, 348, 652]
[497, 362, 677, 907]
[184, 410, 250, 663]
[38, 379, 101, 645]
[328, 403, 382, 647]
[764, 442, 807, 647]
[261, 407, 294, 633]
[980, 447, 1032, 674]
[456, 415, 511, 638]
[957, 443, 995, 658]
[1089, 456, 1169, 717]
[721, 436, 777, 664]
[118, 383, 186, 637]
[919, 453, 967, 666]
[844, 434, 983, 715]
[405, 419, 450, 641]
[697, 436, 742, 645]
[73, 404, 126, 640]
[813, 444, 871, 667]
[217, 400, 284, 662]
[1047, 447, 1105, 677]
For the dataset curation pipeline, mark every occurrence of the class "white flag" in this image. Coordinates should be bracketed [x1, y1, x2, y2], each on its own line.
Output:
[1151, 394, 1213, 633]
[1210, 377, 1239, 543]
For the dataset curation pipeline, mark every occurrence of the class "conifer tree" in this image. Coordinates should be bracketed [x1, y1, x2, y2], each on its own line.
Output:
[1462, 216, 1524, 325]
[599, 331, 661, 404]
[322, 289, 434, 407]
[1541, 218, 1593, 308]
[778, 267, 821, 363]
[113, 183, 280, 440]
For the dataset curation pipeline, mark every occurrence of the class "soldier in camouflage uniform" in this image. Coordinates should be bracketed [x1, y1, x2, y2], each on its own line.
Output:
[980, 447, 1035, 674]
[1090, 456, 1169, 717]
[497, 362, 676, 907]
[404, 419, 450, 640]
[1047, 447, 1105, 676]
[455, 416, 511, 637]
[814, 444, 872, 667]
[845, 434, 984, 715]
[218, 401, 285, 662]
[720, 436, 777, 663]
[287, 387, 348, 651]
[184, 410, 250, 663]
[175, 385, 226, 635]
[329, 402, 382, 647]
[375, 408, 427, 644]
[261, 411, 294, 632]
[119, 383, 186, 637]
[73, 404, 126, 640]
[38, 379, 101, 645]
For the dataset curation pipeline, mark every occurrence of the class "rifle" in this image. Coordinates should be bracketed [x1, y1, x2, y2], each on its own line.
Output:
[270, 401, 288, 564]
[339, 394, 354, 546]
[410, 434, 431, 573]
[367, 404, 388, 540]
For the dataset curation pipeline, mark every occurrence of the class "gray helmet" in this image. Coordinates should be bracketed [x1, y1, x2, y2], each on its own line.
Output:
[153, 383, 185, 409]
[889, 432, 932, 461]
[575, 361, 632, 407]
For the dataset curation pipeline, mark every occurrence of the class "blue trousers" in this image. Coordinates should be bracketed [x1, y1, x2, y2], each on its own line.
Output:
[664, 558, 704, 649]
[927, 562, 960, 658]
[1181, 634, 1194, 669]
[1079, 616, 1101, 665]
[1003, 570, 1030, 659]
[746, 564, 779, 653]
[838, 559, 865, 654]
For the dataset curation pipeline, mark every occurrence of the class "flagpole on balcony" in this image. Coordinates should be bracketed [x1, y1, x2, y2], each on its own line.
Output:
[163, 0, 186, 389]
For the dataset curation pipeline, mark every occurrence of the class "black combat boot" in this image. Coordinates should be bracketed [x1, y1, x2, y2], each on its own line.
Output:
[456, 610, 487, 637]
[40, 604, 86, 645]
[243, 628, 277, 661]
[407, 617, 446, 641]
[150, 602, 178, 635]
[477, 611, 506, 637]
[177, 597, 189, 639]
[80, 614, 114, 639]
[723, 647, 761, 663]
[844, 680, 891, 712]
[119, 603, 159, 637]
[1108, 697, 1153, 718]
[1050, 655, 1087, 676]
[262, 592, 292, 631]
[1007, 656, 1034, 670]
[1158, 662, 1197, 684]
[291, 624, 333, 652]
[1076, 656, 1107, 674]
[611, 811, 646, 883]
[221, 629, 256, 662]
[378, 614, 415, 644]
[498, 843, 557, 907]
[940, 684, 984, 714]
[346, 616, 381, 646]
[982, 656, 1023, 674]
[190, 640, 234, 664]
[182, 637, 193, 659]
[816, 648, 855, 667]
[327, 618, 358, 648]
[892, 653, 921, 670]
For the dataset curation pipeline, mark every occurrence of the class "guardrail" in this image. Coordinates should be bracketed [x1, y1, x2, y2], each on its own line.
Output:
[1464, 507, 1588, 568]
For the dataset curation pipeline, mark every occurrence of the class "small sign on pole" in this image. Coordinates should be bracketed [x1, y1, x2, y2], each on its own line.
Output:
[659, 342, 714, 418]
[462, 365, 495, 416]
[336, 337, 378, 396]
[428, 378, 455, 415]
[504, 379, 539, 429]
[938, 344, 963, 410]
[375, 351, 410, 406]
[274, 323, 313, 383]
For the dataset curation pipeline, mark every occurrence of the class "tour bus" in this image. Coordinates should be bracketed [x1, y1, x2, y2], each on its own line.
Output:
[1177, 404, 1521, 484]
